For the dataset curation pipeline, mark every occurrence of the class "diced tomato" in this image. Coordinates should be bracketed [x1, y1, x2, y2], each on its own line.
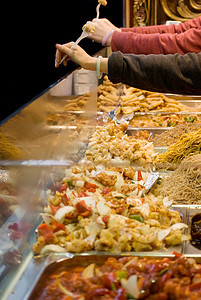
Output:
[60, 183, 68, 193]
[49, 204, 61, 215]
[137, 170, 143, 181]
[38, 224, 54, 243]
[102, 187, 111, 195]
[102, 215, 109, 224]
[51, 221, 66, 233]
[75, 200, 92, 217]
[85, 288, 110, 300]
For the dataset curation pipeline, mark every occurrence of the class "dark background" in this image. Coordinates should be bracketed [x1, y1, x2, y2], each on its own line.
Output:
[1, 0, 123, 121]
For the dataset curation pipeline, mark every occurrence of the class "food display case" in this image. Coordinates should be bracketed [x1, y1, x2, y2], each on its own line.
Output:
[0, 53, 101, 299]
[1, 41, 201, 300]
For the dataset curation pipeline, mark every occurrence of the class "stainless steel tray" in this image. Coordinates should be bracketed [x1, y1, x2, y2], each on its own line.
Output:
[132, 111, 201, 116]
[9, 204, 201, 300]
[164, 94, 201, 101]
[19, 252, 201, 300]
[127, 127, 172, 136]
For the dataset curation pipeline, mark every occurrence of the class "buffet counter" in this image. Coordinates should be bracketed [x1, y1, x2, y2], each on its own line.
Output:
[1, 46, 201, 299]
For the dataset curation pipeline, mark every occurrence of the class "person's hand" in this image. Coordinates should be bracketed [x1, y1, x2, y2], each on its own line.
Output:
[88, 18, 121, 46]
[55, 42, 95, 69]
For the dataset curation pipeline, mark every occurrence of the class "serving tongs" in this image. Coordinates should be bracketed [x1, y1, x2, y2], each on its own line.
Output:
[59, 28, 89, 65]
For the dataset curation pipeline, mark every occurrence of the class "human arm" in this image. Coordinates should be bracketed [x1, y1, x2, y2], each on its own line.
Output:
[55, 43, 201, 95]
[55, 42, 108, 73]
[87, 18, 121, 46]
[121, 16, 201, 34]
[111, 26, 201, 54]
[87, 17, 201, 49]
[108, 51, 201, 95]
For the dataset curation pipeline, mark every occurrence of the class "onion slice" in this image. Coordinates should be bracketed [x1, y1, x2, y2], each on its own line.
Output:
[171, 223, 188, 230]
[54, 206, 75, 223]
[158, 228, 171, 241]
[40, 244, 66, 255]
[56, 278, 74, 297]
[121, 275, 140, 299]
[82, 263, 95, 278]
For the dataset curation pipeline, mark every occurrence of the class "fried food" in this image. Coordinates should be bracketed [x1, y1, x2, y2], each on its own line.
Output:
[33, 164, 186, 255]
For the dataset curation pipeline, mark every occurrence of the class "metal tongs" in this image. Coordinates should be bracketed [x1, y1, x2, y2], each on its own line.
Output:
[59, 28, 89, 65]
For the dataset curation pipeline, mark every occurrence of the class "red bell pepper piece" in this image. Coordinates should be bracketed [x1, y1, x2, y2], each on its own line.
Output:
[51, 221, 66, 233]
[49, 204, 61, 215]
[84, 182, 97, 193]
[38, 223, 54, 243]
[75, 200, 92, 217]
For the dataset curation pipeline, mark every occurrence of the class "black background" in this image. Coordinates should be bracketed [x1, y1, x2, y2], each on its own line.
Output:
[0, 0, 123, 121]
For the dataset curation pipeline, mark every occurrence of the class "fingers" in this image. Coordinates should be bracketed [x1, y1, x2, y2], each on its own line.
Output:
[55, 42, 74, 68]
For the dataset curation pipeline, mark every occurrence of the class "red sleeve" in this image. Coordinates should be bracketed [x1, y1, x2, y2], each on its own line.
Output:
[120, 16, 201, 34]
[111, 26, 201, 55]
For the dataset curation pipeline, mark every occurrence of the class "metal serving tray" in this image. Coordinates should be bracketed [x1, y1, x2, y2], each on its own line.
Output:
[164, 94, 201, 101]
[18, 252, 201, 300]
[127, 127, 172, 137]
[9, 205, 201, 300]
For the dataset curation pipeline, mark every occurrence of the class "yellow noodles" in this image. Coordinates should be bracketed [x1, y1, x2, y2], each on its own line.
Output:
[154, 129, 201, 164]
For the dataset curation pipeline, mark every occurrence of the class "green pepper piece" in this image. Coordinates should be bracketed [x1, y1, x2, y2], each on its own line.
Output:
[66, 180, 74, 188]
[159, 267, 169, 276]
[116, 270, 128, 280]
[111, 282, 116, 291]
[129, 215, 144, 222]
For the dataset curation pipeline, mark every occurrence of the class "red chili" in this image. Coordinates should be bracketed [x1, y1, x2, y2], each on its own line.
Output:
[85, 288, 110, 300]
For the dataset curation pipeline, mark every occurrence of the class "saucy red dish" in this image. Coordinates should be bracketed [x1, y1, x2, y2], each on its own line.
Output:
[33, 253, 201, 300]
